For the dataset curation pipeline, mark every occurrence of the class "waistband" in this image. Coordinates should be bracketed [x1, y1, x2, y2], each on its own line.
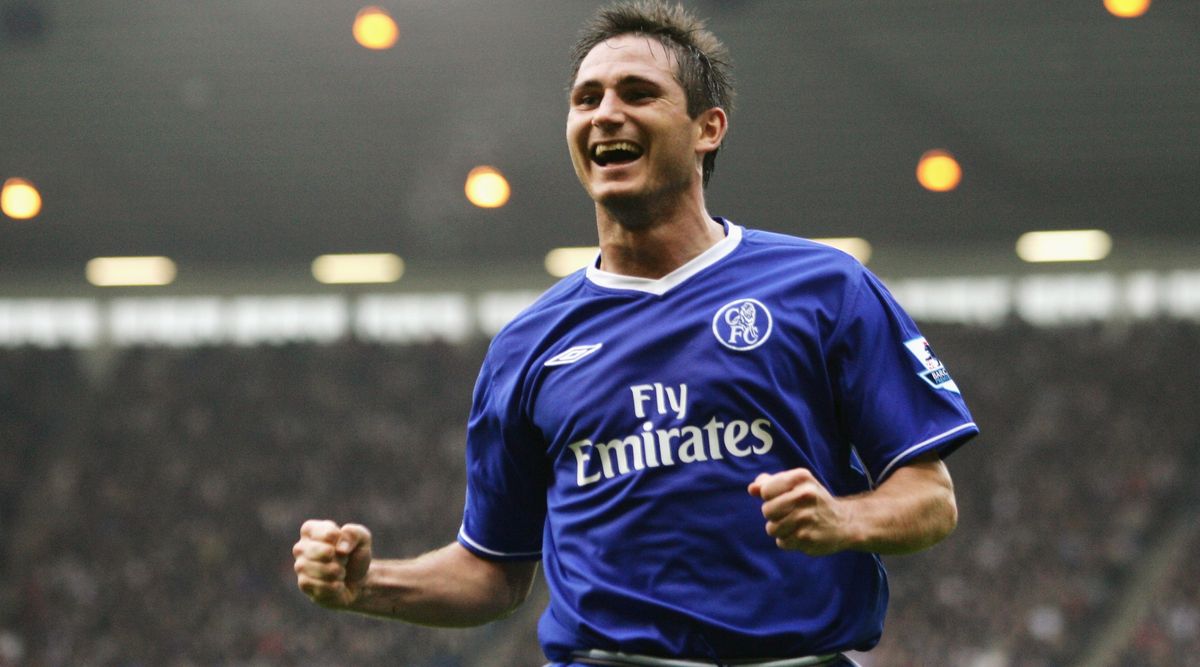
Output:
[569, 649, 844, 667]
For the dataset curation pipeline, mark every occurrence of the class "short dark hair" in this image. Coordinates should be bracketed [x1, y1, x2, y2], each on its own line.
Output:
[569, 1, 735, 187]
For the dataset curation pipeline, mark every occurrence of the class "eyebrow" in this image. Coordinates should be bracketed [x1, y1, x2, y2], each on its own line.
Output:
[570, 74, 664, 96]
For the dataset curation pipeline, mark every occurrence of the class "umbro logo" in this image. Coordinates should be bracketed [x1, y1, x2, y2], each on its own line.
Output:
[544, 343, 603, 367]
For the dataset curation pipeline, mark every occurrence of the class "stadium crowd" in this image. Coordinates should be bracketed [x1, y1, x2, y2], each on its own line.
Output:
[0, 319, 1196, 666]
[862, 321, 1199, 667]
[1115, 499, 1200, 667]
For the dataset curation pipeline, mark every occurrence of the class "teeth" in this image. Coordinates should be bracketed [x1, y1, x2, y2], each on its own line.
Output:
[594, 141, 642, 157]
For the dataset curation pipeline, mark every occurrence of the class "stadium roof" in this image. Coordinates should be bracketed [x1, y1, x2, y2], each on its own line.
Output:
[1, 0, 1196, 291]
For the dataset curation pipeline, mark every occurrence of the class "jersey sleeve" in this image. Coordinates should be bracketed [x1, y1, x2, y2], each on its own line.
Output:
[457, 349, 547, 561]
[830, 267, 978, 486]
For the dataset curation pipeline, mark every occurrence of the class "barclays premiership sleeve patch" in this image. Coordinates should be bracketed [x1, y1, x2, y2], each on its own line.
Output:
[903, 336, 961, 393]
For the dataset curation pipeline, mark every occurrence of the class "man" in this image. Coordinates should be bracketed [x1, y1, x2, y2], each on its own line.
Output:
[293, 2, 977, 665]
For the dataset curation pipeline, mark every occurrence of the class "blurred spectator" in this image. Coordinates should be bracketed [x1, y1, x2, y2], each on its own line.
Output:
[0, 321, 1196, 666]
[861, 321, 1199, 667]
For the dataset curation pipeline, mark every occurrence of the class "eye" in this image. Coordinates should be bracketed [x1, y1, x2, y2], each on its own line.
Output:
[574, 93, 600, 108]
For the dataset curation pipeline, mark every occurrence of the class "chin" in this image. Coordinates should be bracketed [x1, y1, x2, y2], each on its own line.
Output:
[592, 185, 647, 208]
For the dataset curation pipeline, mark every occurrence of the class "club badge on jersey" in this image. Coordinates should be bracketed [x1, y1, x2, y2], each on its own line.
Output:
[712, 298, 773, 351]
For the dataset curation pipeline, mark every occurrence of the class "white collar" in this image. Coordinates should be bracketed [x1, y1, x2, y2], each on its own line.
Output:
[585, 223, 742, 296]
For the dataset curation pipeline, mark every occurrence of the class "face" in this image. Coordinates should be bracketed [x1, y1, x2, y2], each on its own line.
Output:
[567, 35, 715, 209]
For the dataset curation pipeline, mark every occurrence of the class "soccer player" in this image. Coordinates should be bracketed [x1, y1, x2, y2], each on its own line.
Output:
[293, 2, 978, 665]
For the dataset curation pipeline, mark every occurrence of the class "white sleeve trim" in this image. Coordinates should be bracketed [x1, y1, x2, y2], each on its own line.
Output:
[456, 525, 542, 559]
[875, 422, 977, 484]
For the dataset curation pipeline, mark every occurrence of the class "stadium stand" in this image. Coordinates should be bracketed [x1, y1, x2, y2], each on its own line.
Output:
[860, 321, 1199, 667]
[1115, 526, 1200, 667]
[0, 320, 1196, 666]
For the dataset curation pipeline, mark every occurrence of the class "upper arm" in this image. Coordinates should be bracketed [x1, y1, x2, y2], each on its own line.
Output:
[831, 268, 978, 485]
[446, 542, 539, 613]
[898, 451, 952, 480]
[460, 354, 548, 560]
[885, 452, 955, 497]
[884, 451, 958, 527]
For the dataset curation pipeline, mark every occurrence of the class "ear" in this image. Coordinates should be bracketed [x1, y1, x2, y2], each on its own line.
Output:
[694, 106, 729, 156]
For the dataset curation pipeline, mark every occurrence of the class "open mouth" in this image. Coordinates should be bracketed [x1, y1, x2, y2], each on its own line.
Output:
[591, 141, 644, 167]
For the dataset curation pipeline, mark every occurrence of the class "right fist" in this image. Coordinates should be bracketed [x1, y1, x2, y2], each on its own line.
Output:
[293, 519, 373, 609]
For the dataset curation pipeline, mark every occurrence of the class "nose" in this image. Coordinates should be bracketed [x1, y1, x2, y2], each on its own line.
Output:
[591, 90, 625, 129]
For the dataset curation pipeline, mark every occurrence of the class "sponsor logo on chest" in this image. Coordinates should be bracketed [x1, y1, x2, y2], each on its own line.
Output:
[565, 381, 775, 487]
[555, 298, 780, 488]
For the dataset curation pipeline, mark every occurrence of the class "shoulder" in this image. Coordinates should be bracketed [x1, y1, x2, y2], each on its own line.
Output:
[481, 271, 594, 372]
[491, 272, 588, 340]
[734, 225, 868, 274]
[731, 224, 870, 296]
[739, 227, 863, 271]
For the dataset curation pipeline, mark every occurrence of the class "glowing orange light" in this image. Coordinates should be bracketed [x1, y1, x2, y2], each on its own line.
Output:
[465, 166, 511, 209]
[353, 6, 399, 50]
[1, 177, 42, 220]
[916, 150, 962, 193]
[1104, 0, 1150, 18]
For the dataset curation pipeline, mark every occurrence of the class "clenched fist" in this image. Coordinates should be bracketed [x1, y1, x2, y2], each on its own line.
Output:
[748, 468, 853, 556]
[293, 519, 373, 608]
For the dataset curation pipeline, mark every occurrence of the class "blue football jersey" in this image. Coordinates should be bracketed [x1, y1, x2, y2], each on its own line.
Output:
[457, 220, 977, 661]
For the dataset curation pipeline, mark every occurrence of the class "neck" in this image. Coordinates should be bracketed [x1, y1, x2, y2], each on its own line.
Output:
[594, 191, 724, 280]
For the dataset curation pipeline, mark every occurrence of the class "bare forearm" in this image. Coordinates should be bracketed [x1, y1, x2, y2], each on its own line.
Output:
[840, 455, 958, 555]
[349, 543, 537, 627]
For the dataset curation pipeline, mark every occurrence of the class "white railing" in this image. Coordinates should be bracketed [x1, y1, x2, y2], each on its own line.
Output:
[1, 271, 1198, 348]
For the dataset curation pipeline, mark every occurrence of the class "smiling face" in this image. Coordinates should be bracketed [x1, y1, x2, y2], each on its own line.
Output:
[567, 34, 717, 212]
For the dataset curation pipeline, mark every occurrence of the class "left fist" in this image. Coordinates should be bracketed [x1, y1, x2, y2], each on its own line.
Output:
[748, 468, 853, 556]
